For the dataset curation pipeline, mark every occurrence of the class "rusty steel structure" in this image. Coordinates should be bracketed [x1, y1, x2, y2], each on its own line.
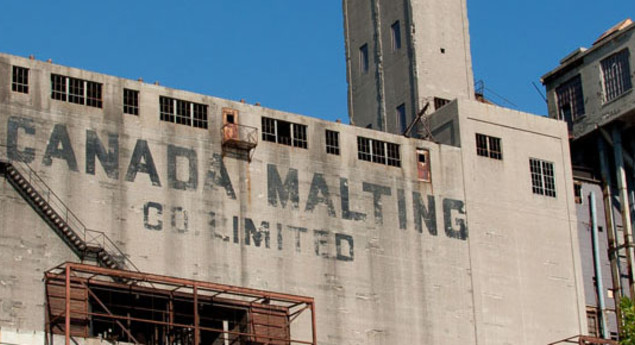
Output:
[547, 335, 620, 345]
[45, 262, 317, 345]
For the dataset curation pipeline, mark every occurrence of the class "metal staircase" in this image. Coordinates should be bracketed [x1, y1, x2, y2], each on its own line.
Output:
[0, 152, 138, 274]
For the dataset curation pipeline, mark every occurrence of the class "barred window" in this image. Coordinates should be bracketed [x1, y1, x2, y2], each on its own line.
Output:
[357, 136, 400, 167]
[556, 75, 585, 123]
[261, 117, 308, 149]
[530, 158, 556, 198]
[325, 130, 340, 155]
[123, 89, 139, 115]
[51, 74, 102, 108]
[159, 96, 207, 129]
[601, 49, 632, 102]
[12, 66, 29, 93]
[475, 133, 502, 160]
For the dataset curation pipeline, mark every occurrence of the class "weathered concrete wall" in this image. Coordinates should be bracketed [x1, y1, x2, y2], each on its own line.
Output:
[543, 24, 635, 139]
[0, 53, 583, 345]
[343, 0, 474, 132]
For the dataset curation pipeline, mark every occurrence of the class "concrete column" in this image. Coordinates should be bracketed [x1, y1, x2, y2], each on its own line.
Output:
[611, 127, 635, 299]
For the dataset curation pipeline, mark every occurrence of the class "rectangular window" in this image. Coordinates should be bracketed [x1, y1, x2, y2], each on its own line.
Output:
[325, 130, 340, 155]
[574, 182, 583, 204]
[51, 74, 67, 101]
[86, 81, 102, 108]
[192, 103, 208, 129]
[357, 136, 401, 167]
[51, 74, 103, 108]
[159, 96, 208, 129]
[397, 103, 407, 133]
[261, 117, 308, 149]
[530, 158, 556, 198]
[601, 49, 632, 102]
[434, 97, 450, 110]
[12, 66, 29, 93]
[391, 21, 402, 51]
[123, 89, 139, 115]
[417, 149, 431, 182]
[556, 74, 585, 123]
[360, 44, 369, 74]
[475, 133, 502, 160]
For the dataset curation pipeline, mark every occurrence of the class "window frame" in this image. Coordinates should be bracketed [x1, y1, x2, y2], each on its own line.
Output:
[325, 130, 340, 155]
[357, 136, 401, 167]
[601, 49, 632, 103]
[261, 117, 308, 149]
[123, 89, 139, 115]
[51, 74, 103, 108]
[555, 74, 585, 122]
[12, 66, 29, 94]
[475, 133, 502, 160]
[530, 158, 557, 198]
[397, 103, 407, 133]
[159, 96, 208, 129]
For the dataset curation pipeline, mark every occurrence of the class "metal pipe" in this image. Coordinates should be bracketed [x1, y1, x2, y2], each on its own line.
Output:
[590, 191, 609, 339]
[65, 264, 71, 345]
[611, 127, 635, 299]
[598, 136, 624, 329]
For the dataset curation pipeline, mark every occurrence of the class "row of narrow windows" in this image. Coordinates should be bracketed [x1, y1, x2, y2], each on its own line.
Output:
[359, 20, 402, 74]
[556, 48, 632, 123]
[9, 65, 406, 169]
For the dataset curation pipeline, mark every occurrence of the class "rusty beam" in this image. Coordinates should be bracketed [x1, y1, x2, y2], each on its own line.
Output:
[83, 283, 140, 344]
[65, 264, 70, 345]
[54, 262, 314, 304]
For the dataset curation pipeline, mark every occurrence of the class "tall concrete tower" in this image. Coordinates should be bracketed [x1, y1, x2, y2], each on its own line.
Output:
[343, 0, 475, 134]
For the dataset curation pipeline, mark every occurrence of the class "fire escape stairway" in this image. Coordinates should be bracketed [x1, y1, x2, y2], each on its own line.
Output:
[0, 158, 132, 273]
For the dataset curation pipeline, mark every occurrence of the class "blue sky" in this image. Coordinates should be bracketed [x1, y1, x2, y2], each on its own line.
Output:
[1, 1, 633, 122]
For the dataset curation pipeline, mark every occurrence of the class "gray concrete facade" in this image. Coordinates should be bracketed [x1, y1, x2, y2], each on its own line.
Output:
[343, 0, 475, 133]
[0, 53, 584, 345]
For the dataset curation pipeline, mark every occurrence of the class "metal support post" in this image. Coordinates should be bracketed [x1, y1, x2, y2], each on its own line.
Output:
[65, 264, 71, 345]
[612, 127, 635, 299]
[590, 192, 609, 339]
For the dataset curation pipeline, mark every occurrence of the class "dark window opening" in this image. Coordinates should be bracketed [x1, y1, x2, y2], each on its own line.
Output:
[357, 136, 400, 167]
[434, 97, 450, 110]
[556, 74, 584, 123]
[261, 117, 308, 149]
[574, 182, 582, 204]
[159, 96, 207, 129]
[123, 89, 139, 115]
[475, 133, 502, 160]
[51, 74, 67, 101]
[12, 66, 29, 93]
[360, 44, 369, 74]
[325, 130, 340, 155]
[391, 21, 402, 51]
[86, 81, 102, 108]
[68, 78, 85, 105]
[397, 103, 407, 133]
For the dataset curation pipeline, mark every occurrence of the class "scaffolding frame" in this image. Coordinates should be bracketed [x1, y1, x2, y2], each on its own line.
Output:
[45, 262, 317, 345]
[548, 335, 619, 345]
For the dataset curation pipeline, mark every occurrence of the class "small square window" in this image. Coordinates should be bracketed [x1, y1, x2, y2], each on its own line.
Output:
[124, 89, 139, 115]
[325, 130, 340, 155]
[68, 77, 85, 105]
[357, 136, 400, 167]
[360, 44, 369, 74]
[556, 74, 585, 124]
[434, 97, 450, 110]
[193, 103, 208, 129]
[12, 66, 29, 94]
[391, 21, 402, 51]
[160, 96, 175, 123]
[261, 117, 307, 149]
[574, 182, 582, 204]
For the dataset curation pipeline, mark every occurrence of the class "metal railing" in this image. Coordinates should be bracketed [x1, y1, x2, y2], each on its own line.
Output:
[220, 123, 258, 149]
[0, 144, 139, 273]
